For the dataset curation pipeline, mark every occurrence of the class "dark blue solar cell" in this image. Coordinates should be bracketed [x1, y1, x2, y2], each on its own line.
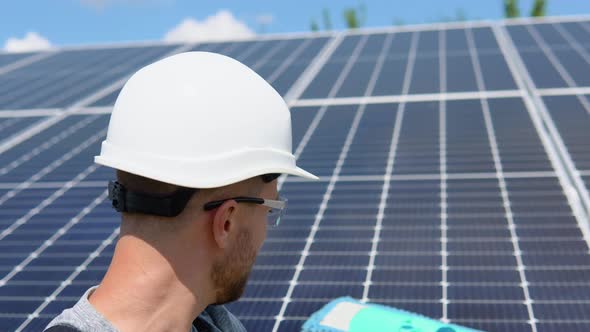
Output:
[0, 317, 25, 332]
[254, 254, 300, 266]
[448, 302, 529, 320]
[336, 34, 387, 97]
[448, 285, 524, 300]
[520, 239, 588, 253]
[536, 322, 590, 332]
[300, 36, 363, 99]
[445, 29, 469, 51]
[522, 253, 590, 266]
[298, 268, 367, 282]
[561, 22, 590, 46]
[380, 227, 440, 239]
[372, 300, 443, 320]
[40, 299, 77, 315]
[21, 317, 55, 332]
[57, 284, 91, 297]
[242, 283, 289, 298]
[0, 299, 44, 314]
[0, 51, 37, 68]
[471, 27, 501, 50]
[75, 269, 107, 281]
[459, 321, 532, 332]
[447, 268, 521, 283]
[378, 240, 441, 252]
[477, 53, 517, 90]
[90, 89, 120, 107]
[408, 56, 440, 94]
[0, 117, 44, 141]
[446, 99, 496, 173]
[551, 49, 590, 86]
[0, 283, 56, 297]
[447, 240, 513, 252]
[417, 30, 439, 53]
[534, 23, 569, 46]
[530, 285, 590, 301]
[372, 57, 408, 95]
[12, 269, 72, 282]
[369, 284, 441, 300]
[306, 254, 370, 266]
[393, 101, 440, 174]
[225, 300, 282, 316]
[261, 241, 306, 252]
[543, 95, 590, 170]
[446, 55, 478, 92]
[375, 254, 440, 266]
[310, 241, 372, 252]
[447, 254, 516, 266]
[292, 284, 363, 299]
[372, 268, 440, 283]
[284, 300, 325, 317]
[520, 50, 568, 88]
[534, 303, 590, 320]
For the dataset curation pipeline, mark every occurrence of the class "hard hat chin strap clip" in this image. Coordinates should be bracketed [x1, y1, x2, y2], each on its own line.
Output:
[107, 181, 197, 217]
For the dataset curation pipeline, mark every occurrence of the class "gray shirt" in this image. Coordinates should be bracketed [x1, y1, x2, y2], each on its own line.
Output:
[44, 286, 246, 332]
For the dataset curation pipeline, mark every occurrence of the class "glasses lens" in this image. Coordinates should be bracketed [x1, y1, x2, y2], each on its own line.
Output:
[267, 208, 281, 226]
[266, 198, 287, 227]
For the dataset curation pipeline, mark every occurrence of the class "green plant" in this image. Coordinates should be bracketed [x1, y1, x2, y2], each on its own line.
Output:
[343, 2, 366, 29]
[504, 0, 520, 18]
[310, 19, 319, 32]
[531, 0, 546, 17]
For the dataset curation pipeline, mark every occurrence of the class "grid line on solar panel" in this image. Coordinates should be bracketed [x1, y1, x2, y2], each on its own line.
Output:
[0, 117, 46, 146]
[0, 121, 106, 183]
[0, 46, 177, 109]
[272, 104, 368, 331]
[362, 106, 404, 302]
[13, 227, 119, 332]
[525, 24, 586, 89]
[0, 116, 99, 180]
[498, 23, 590, 243]
[292, 90, 526, 108]
[0, 190, 107, 287]
[537, 86, 590, 97]
[500, 20, 590, 255]
[3, 18, 584, 328]
[0, 52, 57, 78]
[0, 175, 101, 258]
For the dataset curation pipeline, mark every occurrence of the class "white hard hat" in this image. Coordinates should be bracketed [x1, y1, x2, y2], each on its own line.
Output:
[95, 51, 318, 188]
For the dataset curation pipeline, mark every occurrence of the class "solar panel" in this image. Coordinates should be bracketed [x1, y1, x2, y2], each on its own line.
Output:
[1, 16, 590, 332]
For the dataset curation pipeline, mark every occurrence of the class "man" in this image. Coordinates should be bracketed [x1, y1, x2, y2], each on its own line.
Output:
[44, 51, 317, 331]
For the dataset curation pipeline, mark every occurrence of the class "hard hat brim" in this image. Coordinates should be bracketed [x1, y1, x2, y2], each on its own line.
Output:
[95, 140, 318, 188]
[285, 166, 319, 181]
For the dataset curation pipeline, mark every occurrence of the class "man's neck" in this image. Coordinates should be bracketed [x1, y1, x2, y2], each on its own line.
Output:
[88, 236, 211, 332]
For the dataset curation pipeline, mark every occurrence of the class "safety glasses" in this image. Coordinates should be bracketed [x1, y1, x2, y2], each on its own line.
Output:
[203, 196, 288, 227]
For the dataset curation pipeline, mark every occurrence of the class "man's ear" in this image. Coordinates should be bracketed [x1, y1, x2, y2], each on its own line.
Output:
[211, 200, 238, 249]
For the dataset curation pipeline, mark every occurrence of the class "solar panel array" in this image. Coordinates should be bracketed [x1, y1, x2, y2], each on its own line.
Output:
[0, 16, 589, 332]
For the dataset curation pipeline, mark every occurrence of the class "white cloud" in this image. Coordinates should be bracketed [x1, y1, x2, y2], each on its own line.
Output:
[4, 32, 53, 53]
[164, 10, 255, 43]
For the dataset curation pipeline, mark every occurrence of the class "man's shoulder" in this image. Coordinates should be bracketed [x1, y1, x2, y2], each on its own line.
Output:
[193, 305, 246, 332]
[43, 286, 118, 332]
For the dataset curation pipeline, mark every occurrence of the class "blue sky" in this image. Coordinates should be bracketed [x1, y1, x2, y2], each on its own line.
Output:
[3, 0, 590, 51]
